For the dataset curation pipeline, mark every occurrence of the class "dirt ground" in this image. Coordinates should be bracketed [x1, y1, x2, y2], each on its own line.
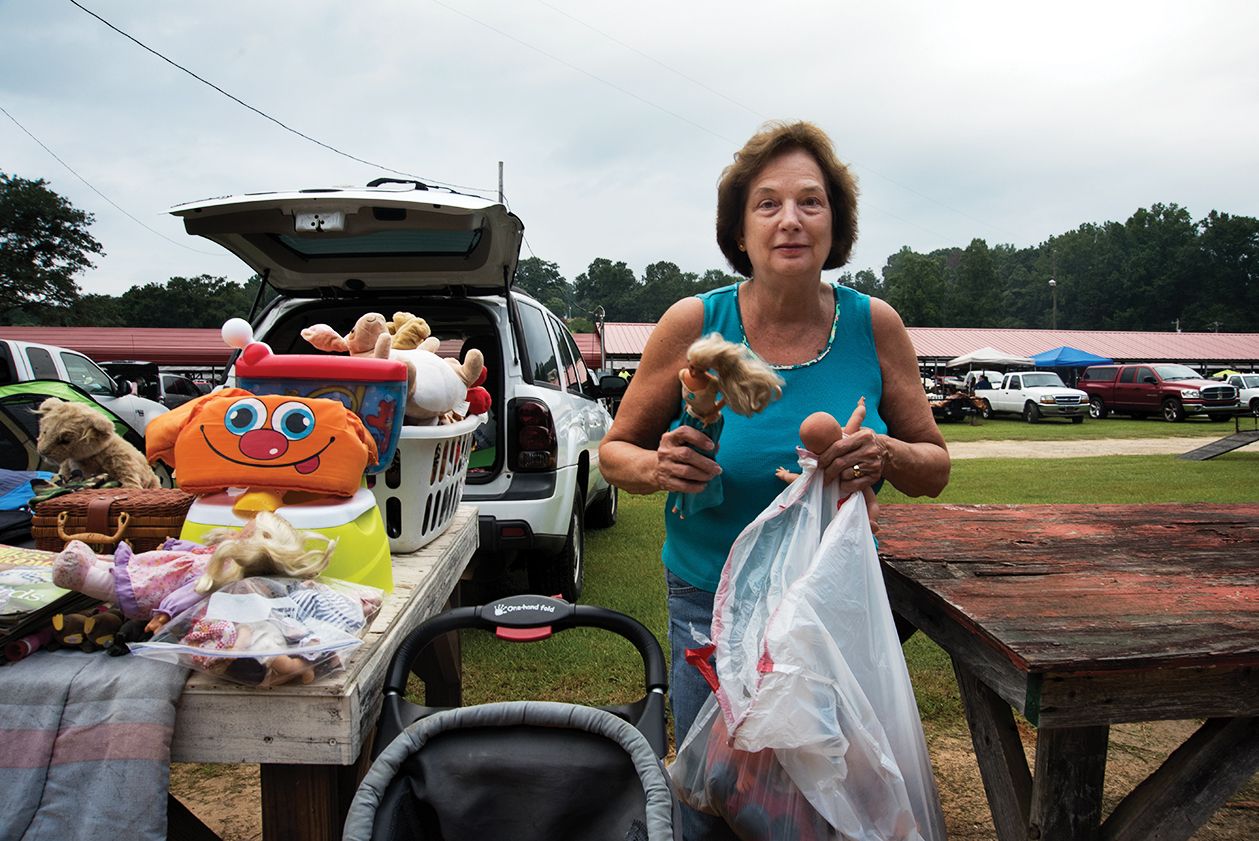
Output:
[945, 436, 1246, 460]
[168, 436, 1259, 838]
[169, 716, 1259, 839]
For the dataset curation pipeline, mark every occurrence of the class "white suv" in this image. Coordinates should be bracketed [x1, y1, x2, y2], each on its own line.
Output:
[169, 179, 624, 601]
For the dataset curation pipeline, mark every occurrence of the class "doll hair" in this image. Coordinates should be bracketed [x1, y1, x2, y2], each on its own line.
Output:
[194, 511, 336, 595]
[686, 334, 783, 416]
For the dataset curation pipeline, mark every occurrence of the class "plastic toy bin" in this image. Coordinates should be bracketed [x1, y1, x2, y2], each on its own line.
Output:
[368, 415, 480, 554]
[234, 341, 408, 474]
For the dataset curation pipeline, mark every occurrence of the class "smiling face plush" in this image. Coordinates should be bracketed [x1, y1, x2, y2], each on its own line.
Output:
[145, 388, 377, 497]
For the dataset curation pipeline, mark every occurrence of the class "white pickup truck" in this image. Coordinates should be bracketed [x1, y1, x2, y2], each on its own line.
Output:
[1223, 373, 1259, 417]
[976, 371, 1090, 423]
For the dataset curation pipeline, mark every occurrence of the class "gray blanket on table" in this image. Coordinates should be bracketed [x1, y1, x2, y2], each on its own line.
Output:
[0, 650, 187, 841]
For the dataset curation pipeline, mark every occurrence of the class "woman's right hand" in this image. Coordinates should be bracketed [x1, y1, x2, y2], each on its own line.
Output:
[654, 425, 721, 493]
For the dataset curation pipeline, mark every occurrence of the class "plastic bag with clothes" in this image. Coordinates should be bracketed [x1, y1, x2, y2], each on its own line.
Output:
[670, 449, 946, 841]
[131, 575, 382, 687]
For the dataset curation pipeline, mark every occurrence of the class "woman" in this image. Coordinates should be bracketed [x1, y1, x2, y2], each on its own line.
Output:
[599, 121, 950, 839]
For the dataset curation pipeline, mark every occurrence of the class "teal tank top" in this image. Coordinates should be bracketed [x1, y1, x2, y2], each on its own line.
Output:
[661, 281, 886, 592]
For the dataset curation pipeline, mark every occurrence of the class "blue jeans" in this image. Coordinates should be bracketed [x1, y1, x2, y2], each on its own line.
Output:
[666, 569, 739, 841]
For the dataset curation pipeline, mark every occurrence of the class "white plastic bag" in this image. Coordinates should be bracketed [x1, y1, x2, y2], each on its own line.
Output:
[131, 575, 383, 687]
[671, 450, 945, 841]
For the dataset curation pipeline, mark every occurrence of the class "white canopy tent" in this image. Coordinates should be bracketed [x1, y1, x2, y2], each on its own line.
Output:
[945, 346, 1036, 369]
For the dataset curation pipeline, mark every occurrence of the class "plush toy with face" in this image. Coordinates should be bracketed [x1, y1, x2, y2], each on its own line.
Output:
[303, 312, 484, 424]
[145, 389, 377, 501]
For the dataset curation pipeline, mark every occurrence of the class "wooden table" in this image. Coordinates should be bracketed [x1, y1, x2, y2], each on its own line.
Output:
[878, 503, 1259, 841]
[169, 504, 477, 841]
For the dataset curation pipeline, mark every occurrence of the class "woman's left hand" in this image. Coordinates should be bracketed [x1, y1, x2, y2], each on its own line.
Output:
[813, 400, 889, 493]
[820, 427, 888, 494]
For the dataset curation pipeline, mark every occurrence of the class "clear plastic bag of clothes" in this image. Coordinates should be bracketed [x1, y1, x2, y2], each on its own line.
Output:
[131, 575, 383, 687]
[671, 451, 945, 841]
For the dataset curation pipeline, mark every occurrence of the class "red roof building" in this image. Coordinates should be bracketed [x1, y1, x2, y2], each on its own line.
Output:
[597, 323, 1259, 371]
[4, 324, 1256, 373]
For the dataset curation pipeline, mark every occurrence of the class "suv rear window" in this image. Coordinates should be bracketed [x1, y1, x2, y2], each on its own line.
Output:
[1083, 366, 1118, 382]
[276, 229, 481, 259]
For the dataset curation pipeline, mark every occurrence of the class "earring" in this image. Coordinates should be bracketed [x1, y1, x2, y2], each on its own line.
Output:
[737, 241, 746, 252]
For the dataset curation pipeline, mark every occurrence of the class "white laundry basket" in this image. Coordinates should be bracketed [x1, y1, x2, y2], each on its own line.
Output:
[367, 415, 480, 554]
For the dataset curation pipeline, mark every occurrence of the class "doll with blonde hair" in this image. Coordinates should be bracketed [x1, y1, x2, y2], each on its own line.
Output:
[669, 334, 783, 519]
[53, 511, 336, 634]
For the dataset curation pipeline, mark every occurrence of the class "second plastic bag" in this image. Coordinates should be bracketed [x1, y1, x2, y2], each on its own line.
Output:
[671, 450, 945, 841]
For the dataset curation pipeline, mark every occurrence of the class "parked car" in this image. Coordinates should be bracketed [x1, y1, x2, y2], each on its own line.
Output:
[1222, 373, 1259, 416]
[1079, 363, 1239, 422]
[100, 360, 205, 409]
[0, 338, 168, 436]
[978, 371, 1089, 423]
[169, 179, 625, 601]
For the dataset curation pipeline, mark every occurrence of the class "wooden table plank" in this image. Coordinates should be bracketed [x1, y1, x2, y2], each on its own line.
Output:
[170, 505, 477, 765]
[879, 504, 1259, 676]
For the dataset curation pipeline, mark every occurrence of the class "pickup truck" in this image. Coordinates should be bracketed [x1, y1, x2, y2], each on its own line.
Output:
[1079, 363, 1240, 422]
[1222, 373, 1259, 417]
[976, 371, 1089, 423]
[0, 338, 168, 435]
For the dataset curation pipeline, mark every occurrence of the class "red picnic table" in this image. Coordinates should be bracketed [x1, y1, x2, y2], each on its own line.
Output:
[877, 503, 1259, 841]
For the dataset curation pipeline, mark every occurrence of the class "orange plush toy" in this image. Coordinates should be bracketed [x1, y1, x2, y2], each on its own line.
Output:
[146, 389, 378, 508]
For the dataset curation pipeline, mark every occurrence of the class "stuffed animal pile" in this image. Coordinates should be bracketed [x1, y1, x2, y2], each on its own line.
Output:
[302, 311, 486, 424]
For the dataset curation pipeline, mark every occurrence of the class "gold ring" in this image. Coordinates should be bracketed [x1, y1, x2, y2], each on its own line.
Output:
[852, 463, 864, 479]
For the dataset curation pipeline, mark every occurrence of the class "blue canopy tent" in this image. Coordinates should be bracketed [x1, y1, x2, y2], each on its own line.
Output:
[1030, 346, 1113, 368]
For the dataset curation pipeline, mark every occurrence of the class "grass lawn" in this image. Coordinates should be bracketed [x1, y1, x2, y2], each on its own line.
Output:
[452, 441, 1258, 728]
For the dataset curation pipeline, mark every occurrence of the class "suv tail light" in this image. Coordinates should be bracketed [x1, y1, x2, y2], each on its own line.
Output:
[511, 398, 557, 471]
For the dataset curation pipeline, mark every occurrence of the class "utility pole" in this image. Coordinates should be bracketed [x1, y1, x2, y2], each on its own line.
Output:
[594, 305, 606, 372]
[1048, 278, 1057, 329]
[498, 161, 504, 204]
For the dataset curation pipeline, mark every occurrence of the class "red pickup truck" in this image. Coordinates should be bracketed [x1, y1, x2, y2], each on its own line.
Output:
[1079, 364, 1240, 422]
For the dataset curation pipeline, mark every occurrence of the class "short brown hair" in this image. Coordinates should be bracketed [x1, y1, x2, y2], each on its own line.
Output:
[715, 121, 859, 277]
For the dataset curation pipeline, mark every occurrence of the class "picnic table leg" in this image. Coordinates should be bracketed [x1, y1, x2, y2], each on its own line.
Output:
[413, 589, 463, 707]
[1101, 716, 1259, 841]
[953, 659, 1032, 841]
[1028, 724, 1109, 841]
[167, 794, 223, 841]
[260, 763, 344, 841]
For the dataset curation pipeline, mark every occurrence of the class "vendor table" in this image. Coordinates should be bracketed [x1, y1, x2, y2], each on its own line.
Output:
[879, 503, 1259, 841]
[169, 504, 477, 841]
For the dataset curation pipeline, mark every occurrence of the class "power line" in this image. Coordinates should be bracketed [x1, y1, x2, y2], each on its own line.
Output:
[68, 0, 496, 196]
[1, 103, 225, 257]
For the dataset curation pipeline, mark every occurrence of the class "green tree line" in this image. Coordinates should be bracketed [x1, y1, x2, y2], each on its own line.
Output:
[4, 172, 1257, 331]
[844, 203, 1259, 333]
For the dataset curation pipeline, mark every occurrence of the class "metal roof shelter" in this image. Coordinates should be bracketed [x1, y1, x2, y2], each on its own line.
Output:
[597, 323, 1259, 372]
[0, 326, 608, 376]
[0, 327, 230, 368]
[4, 324, 1255, 376]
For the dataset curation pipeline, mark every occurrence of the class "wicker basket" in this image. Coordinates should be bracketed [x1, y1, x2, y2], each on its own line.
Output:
[32, 488, 196, 554]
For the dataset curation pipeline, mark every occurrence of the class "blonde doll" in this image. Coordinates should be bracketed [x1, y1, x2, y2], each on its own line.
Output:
[669, 334, 783, 519]
[53, 511, 336, 633]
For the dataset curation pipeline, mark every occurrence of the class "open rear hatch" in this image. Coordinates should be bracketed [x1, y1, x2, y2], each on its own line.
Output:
[169, 179, 524, 297]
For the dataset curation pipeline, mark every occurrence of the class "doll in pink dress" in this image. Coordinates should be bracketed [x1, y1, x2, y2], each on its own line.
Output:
[52, 511, 335, 633]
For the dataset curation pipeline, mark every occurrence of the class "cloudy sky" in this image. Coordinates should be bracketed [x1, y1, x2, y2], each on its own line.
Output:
[3, 1, 1257, 302]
